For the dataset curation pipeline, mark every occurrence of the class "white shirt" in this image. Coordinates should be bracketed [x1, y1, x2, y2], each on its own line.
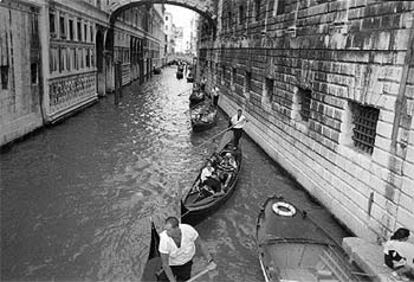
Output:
[231, 113, 247, 129]
[159, 224, 199, 266]
[384, 240, 414, 268]
[200, 166, 214, 182]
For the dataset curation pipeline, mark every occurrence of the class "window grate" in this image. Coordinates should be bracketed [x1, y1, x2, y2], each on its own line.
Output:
[299, 89, 312, 122]
[352, 105, 379, 155]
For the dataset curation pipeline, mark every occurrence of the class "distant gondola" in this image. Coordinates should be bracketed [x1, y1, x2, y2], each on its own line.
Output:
[140, 222, 162, 282]
[190, 100, 217, 132]
[256, 195, 370, 282]
[176, 65, 184, 79]
[189, 90, 205, 107]
[181, 142, 241, 225]
[186, 72, 194, 83]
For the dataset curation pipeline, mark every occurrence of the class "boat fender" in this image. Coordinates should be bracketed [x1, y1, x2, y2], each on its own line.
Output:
[272, 201, 296, 217]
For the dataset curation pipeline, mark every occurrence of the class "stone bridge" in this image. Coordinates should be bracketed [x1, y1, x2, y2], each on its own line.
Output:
[166, 54, 195, 65]
[109, 0, 216, 24]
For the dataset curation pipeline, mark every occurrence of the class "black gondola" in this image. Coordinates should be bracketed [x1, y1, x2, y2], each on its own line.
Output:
[176, 70, 183, 79]
[176, 65, 184, 79]
[256, 195, 371, 282]
[186, 72, 194, 83]
[181, 142, 241, 225]
[189, 90, 205, 107]
[190, 101, 217, 132]
[141, 222, 162, 282]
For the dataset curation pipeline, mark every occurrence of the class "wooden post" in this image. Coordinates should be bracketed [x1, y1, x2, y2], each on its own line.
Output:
[114, 62, 122, 105]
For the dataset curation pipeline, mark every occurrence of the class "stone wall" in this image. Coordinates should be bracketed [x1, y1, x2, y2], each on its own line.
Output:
[199, 0, 414, 241]
[0, 2, 44, 145]
[1, 0, 166, 146]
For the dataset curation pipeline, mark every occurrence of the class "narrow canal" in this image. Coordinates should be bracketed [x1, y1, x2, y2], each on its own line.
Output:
[0, 67, 352, 281]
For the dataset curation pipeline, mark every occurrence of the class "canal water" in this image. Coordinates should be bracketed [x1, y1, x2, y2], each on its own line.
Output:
[0, 67, 352, 281]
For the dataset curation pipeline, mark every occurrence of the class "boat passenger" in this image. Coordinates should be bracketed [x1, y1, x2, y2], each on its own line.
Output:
[383, 227, 414, 281]
[200, 161, 222, 194]
[218, 153, 238, 187]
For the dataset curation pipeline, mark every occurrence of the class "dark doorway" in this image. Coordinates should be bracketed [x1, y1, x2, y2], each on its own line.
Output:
[96, 28, 105, 96]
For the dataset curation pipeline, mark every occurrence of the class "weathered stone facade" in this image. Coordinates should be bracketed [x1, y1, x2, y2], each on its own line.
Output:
[0, 0, 166, 145]
[198, 0, 414, 241]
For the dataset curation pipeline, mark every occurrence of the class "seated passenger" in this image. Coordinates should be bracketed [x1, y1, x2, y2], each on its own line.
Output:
[200, 161, 222, 194]
[219, 153, 237, 171]
[384, 228, 414, 281]
[218, 153, 238, 188]
[200, 161, 214, 183]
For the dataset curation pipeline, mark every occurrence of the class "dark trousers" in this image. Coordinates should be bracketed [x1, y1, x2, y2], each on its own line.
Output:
[232, 128, 243, 147]
[158, 260, 193, 282]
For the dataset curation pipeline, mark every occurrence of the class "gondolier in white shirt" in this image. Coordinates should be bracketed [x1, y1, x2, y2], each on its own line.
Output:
[230, 109, 247, 148]
[158, 216, 215, 282]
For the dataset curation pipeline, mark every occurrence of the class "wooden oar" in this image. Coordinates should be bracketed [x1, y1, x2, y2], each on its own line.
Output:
[178, 88, 193, 96]
[185, 262, 217, 282]
[196, 125, 235, 148]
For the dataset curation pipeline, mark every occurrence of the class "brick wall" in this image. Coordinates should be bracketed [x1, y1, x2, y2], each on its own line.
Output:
[199, 0, 414, 240]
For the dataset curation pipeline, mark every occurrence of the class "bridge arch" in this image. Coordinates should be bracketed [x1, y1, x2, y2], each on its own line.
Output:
[108, 0, 216, 25]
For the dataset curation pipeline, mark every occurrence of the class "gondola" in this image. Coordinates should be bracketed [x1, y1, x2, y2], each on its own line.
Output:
[141, 222, 162, 282]
[186, 72, 194, 83]
[189, 90, 205, 107]
[176, 65, 184, 79]
[190, 100, 217, 132]
[153, 67, 161, 75]
[256, 195, 370, 282]
[181, 142, 241, 225]
[176, 70, 183, 79]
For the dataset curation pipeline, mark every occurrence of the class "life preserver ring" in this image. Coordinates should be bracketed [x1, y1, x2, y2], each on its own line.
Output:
[272, 201, 296, 217]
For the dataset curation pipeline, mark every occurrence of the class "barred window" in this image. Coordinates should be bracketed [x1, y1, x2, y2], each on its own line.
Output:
[351, 103, 379, 155]
[244, 71, 251, 93]
[298, 88, 311, 122]
[255, 0, 261, 21]
[276, 0, 286, 15]
[265, 78, 274, 103]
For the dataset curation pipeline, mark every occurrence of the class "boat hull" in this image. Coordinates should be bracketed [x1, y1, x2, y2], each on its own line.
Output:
[181, 143, 241, 225]
[256, 196, 369, 282]
[141, 222, 162, 282]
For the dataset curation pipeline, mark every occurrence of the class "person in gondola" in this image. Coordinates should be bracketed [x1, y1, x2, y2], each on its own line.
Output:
[384, 227, 414, 281]
[158, 216, 215, 282]
[218, 152, 237, 187]
[200, 161, 222, 194]
[230, 109, 247, 148]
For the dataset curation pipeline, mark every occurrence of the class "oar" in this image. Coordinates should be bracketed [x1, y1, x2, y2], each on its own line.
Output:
[178, 88, 192, 96]
[196, 118, 248, 148]
[185, 262, 216, 282]
[196, 125, 236, 148]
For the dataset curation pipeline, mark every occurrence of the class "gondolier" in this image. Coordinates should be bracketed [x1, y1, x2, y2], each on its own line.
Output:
[158, 216, 215, 282]
[212, 86, 220, 107]
[230, 109, 247, 148]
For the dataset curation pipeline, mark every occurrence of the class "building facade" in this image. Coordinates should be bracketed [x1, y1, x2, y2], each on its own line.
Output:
[0, 0, 166, 146]
[198, 0, 414, 241]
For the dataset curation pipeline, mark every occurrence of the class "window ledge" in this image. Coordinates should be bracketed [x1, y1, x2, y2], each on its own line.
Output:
[338, 144, 373, 163]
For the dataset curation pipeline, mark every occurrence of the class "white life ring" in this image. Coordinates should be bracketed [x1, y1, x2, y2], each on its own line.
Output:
[272, 201, 296, 217]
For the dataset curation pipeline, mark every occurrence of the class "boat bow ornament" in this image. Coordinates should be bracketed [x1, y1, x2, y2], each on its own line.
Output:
[109, 0, 217, 24]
